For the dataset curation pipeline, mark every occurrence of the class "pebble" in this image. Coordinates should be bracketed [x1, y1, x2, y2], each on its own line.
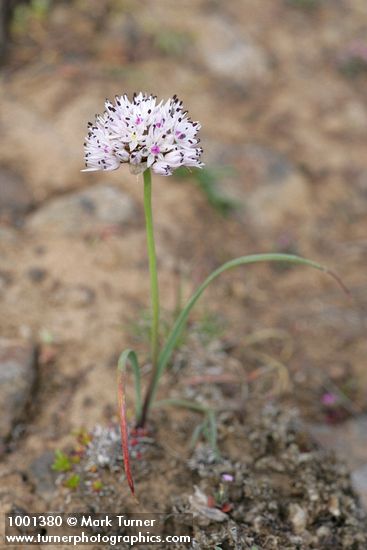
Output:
[0, 339, 36, 440]
[27, 267, 47, 283]
[288, 503, 308, 534]
[28, 451, 58, 501]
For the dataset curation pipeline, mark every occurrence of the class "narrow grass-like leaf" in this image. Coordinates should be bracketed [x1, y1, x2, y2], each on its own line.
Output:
[154, 398, 218, 453]
[117, 349, 142, 495]
[153, 398, 210, 413]
[145, 254, 344, 409]
[190, 421, 206, 449]
[207, 410, 219, 457]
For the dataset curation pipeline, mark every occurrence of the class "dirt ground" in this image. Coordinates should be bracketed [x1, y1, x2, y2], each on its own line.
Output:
[0, 1, 367, 548]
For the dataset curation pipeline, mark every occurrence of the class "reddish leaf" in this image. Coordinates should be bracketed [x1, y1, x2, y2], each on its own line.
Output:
[207, 495, 216, 508]
[221, 502, 233, 513]
[116, 349, 142, 497]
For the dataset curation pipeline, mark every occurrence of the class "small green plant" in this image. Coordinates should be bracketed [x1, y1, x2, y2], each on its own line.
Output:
[92, 479, 103, 492]
[64, 474, 81, 490]
[175, 166, 239, 216]
[52, 450, 71, 472]
[83, 93, 346, 495]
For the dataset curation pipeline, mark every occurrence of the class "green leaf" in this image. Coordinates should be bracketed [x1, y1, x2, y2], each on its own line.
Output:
[154, 398, 218, 454]
[52, 450, 71, 472]
[64, 474, 80, 490]
[148, 253, 343, 409]
[190, 422, 206, 448]
[207, 410, 219, 457]
[154, 398, 210, 412]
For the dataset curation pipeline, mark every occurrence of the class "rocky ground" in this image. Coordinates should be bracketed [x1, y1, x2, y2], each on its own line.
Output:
[0, 1, 367, 548]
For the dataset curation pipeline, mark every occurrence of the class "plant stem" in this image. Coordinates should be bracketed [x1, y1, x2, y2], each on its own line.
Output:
[138, 168, 160, 427]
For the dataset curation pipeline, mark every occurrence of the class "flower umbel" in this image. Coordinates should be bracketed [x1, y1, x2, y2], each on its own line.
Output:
[83, 93, 204, 176]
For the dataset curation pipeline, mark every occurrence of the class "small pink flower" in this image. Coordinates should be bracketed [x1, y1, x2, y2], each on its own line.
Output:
[221, 473, 234, 482]
[321, 392, 338, 406]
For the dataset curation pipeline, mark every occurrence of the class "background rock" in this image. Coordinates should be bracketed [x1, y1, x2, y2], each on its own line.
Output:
[27, 184, 136, 236]
[0, 339, 36, 440]
[196, 15, 271, 90]
[211, 144, 312, 230]
[309, 415, 367, 510]
[0, 167, 33, 226]
[28, 451, 58, 501]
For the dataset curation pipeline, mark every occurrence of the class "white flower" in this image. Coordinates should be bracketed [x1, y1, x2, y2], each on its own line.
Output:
[83, 93, 204, 176]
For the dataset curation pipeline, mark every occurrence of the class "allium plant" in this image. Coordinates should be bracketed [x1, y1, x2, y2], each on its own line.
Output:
[83, 93, 344, 495]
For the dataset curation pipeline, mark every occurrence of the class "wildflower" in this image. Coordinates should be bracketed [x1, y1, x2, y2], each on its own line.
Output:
[83, 93, 204, 176]
[83, 92, 346, 496]
[221, 473, 234, 482]
[321, 392, 338, 406]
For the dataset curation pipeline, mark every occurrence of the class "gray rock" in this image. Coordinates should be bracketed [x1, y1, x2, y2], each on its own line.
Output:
[29, 451, 57, 500]
[309, 415, 367, 470]
[241, 144, 294, 184]
[27, 184, 136, 236]
[214, 143, 311, 229]
[351, 465, 367, 511]
[0, 168, 33, 226]
[0, 339, 36, 439]
[197, 16, 271, 89]
[288, 503, 308, 534]
[26, 267, 47, 283]
[309, 415, 367, 510]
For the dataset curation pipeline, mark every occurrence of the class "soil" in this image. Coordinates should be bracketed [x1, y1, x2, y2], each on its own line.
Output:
[0, 1, 367, 549]
[49, 336, 367, 549]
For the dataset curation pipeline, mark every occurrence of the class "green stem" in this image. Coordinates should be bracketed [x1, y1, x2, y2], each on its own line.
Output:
[138, 168, 160, 426]
[144, 168, 160, 365]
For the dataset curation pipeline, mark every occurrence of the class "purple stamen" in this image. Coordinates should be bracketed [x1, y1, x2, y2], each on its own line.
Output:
[151, 145, 160, 155]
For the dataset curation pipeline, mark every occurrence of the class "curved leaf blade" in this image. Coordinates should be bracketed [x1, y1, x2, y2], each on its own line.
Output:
[150, 253, 342, 406]
[117, 349, 142, 495]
